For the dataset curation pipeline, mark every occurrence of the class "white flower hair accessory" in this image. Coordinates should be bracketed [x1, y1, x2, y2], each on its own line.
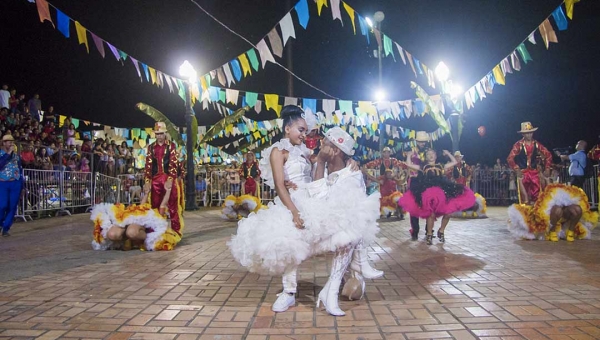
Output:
[302, 108, 319, 132]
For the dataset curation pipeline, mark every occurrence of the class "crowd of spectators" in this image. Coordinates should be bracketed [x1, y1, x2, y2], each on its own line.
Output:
[0, 83, 138, 176]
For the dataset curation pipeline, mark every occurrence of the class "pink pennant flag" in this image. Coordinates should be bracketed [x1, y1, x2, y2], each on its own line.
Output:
[36, 0, 55, 27]
[256, 39, 275, 68]
[510, 51, 521, 71]
[267, 28, 284, 58]
[395, 43, 406, 65]
[91, 33, 105, 58]
[130, 57, 142, 80]
[107, 43, 121, 61]
[373, 29, 382, 48]
[330, 0, 343, 25]
[405, 51, 417, 77]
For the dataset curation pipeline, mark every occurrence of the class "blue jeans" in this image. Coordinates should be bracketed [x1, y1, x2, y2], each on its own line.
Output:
[0, 180, 22, 232]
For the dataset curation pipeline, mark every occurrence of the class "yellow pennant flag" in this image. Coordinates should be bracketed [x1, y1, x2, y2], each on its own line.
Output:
[358, 101, 377, 115]
[342, 2, 356, 34]
[149, 67, 157, 85]
[145, 128, 153, 136]
[317, 0, 328, 16]
[200, 77, 208, 91]
[74, 21, 89, 53]
[565, 0, 580, 19]
[264, 94, 282, 116]
[238, 54, 252, 76]
[492, 64, 505, 85]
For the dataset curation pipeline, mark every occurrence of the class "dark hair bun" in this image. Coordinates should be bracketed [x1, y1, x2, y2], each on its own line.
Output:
[280, 105, 304, 118]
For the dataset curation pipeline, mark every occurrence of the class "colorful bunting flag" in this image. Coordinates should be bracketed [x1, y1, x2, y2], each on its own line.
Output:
[74, 21, 89, 53]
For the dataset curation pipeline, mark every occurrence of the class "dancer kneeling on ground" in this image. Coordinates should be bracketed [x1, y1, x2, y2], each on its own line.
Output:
[507, 183, 598, 241]
[398, 149, 476, 245]
[228, 106, 381, 316]
[91, 181, 181, 251]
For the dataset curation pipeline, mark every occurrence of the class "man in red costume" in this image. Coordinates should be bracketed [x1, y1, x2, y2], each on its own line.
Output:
[240, 151, 261, 197]
[450, 151, 471, 186]
[364, 146, 403, 176]
[507, 122, 552, 205]
[144, 122, 183, 236]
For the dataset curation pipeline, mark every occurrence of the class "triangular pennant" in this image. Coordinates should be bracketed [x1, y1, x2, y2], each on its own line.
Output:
[56, 9, 70, 38]
[279, 13, 296, 46]
[230, 59, 242, 81]
[395, 43, 406, 65]
[528, 31, 536, 44]
[516, 43, 532, 63]
[74, 21, 89, 53]
[330, 0, 343, 25]
[238, 53, 252, 76]
[141, 63, 150, 82]
[342, 2, 356, 34]
[247, 49, 260, 71]
[317, 0, 328, 16]
[552, 6, 568, 31]
[36, 0, 54, 27]
[564, 0, 580, 20]
[267, 28, 284, 58]
[256, 39, 275, 68]
[216, 68, 226, 86]
[492, 65, 505, 85]
[406, 51, 417, 77]
[130, 57, 142, 80]
[539, 18, 558, 49]
[149, 67, 157, 84]
[223, 63, 235, 86]
[118, 50, 128, 61]
[91, 33, 105, 58]
[294, 0, 310, 29]
[358, 16, 370, 44]
[510, 51, 521, 71]
[107, 43, 120, 61]
[164, 73, 174, 92]
[500, 57, 512, 75]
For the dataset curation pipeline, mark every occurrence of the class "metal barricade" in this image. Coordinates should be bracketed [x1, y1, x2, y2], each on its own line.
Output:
[62, 171, 93, 213]
[208, 170, 241, 206]
[117, 173, 145, 206]
[469, 169, 514, 206]
[94, 173, 121, 205]
[20, 169, 70, 218]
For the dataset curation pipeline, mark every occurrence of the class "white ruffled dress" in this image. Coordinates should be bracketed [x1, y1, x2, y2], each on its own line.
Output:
[228, 139, 380, 275]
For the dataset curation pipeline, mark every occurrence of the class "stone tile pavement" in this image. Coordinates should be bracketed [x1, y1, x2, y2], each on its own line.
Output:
[1, 207, 600, 339]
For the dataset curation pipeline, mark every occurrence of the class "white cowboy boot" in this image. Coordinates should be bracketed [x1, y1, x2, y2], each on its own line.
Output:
[317, 247, 353, 316]
[349, 239, 384, 279]
[272, 267, 297, 312]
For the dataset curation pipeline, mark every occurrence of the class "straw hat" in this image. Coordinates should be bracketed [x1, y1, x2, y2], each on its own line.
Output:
[382, 146, 392, 153]
[415, 131, 429, 142]
[154, 122, 168, 133]
[518, 122, 538, 133]
[454, 151, 464, 158]
[1, 134, 15, 142]
[324, 127, 355, 156]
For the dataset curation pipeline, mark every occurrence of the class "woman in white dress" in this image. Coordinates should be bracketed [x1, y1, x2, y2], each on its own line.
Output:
[228, 106, 380, 316]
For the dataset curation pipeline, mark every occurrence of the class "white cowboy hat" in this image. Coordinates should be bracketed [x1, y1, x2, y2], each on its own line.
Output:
[518, 122, 538, 133]
[154, 122, 168, 133]
[325, 127, 355, 156]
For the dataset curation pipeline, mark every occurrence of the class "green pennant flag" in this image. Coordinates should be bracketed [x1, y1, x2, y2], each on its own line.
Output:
[516, 43, 532, 64]
[118, 50, 128, 61]
[247, 49, 260, 71]
[411, 82, 451, 137]
[219, 89, 226, 103]
[383, 35, 395, 61]
[245, 92, 258, 107]
[177, 79, 185, 101]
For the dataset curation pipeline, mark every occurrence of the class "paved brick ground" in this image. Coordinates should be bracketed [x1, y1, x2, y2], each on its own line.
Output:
[1, 207, 600, 340]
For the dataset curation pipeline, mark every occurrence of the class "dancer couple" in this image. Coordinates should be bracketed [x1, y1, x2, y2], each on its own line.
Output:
[229, 106, 382, 316]
[399, 147, 476, 245]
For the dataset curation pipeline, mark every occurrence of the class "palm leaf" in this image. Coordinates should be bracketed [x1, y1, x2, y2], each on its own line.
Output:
[136, 102, 184, 146]
[200, 106, 250, 144]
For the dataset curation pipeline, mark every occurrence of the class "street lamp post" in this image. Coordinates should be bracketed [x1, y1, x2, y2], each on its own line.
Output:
[434, 62, 463, 153]
[179, 60, 198, 211]
[372, 11, 386, 152]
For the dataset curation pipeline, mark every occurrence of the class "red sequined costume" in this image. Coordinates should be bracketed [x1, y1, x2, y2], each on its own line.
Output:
[507, 139, 552, 203]
[240, 160, 261, 197]
[365, 157, 404, 176]
[451, 161, 471, 186]
[145, 141, 184, 236]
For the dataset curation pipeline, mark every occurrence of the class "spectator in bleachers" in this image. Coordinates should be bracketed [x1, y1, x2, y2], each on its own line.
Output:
[36, 146, 52, 170]
[20, 142, 35, 168]
[27, 93, 42, 122]
[0, 84, 10, 109]
[8, 89, 17, 113]
[65, 123, 76, 147]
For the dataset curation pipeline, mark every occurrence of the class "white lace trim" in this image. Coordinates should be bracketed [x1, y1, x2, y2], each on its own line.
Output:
[259, 138, 311, 187]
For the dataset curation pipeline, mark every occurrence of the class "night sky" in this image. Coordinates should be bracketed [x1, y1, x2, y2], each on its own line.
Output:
[1, 0, 599, 165]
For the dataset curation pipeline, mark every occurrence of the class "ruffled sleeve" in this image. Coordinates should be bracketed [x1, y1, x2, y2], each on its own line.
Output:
[259, 138, 312, 187]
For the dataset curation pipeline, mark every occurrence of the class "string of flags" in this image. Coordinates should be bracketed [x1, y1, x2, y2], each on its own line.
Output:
[462, 0, 579, 110]
[196, 0, 438, 92]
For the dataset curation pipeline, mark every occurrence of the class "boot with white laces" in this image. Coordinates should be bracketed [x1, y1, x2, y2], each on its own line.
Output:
[349, 239, 383, 279]
[317, 246, 353, 316]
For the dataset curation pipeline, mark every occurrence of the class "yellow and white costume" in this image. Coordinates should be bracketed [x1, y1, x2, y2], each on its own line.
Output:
[451, 193, 487, 218]
[221, 194, 265, 220]
[507, 184, 598, 240]
[91, 203, 181, 251]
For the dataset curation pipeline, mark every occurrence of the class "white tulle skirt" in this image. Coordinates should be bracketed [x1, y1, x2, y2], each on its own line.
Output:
[228, 184, 380, 275]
